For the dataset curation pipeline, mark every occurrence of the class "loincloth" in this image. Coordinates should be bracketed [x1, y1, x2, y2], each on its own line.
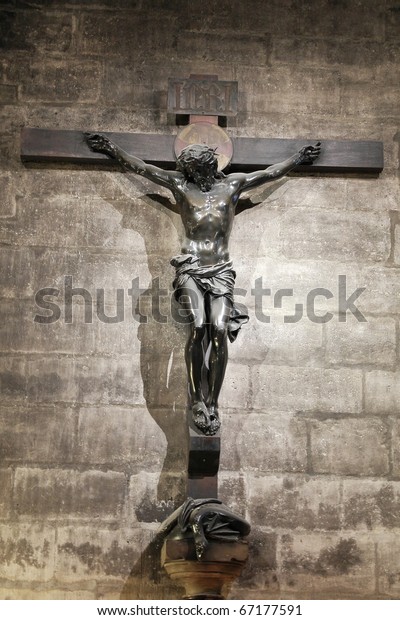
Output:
[170, 254, 249, 343]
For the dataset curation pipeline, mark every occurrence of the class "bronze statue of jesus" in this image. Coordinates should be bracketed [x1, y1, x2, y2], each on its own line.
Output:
[85, 133, 321, 436]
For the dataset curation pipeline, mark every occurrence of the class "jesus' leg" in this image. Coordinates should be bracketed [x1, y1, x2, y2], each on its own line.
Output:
[177, 281, 210, 432]
[205, 295, 231, 433]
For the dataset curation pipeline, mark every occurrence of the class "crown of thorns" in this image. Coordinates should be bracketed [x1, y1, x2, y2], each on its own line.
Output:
[176, 144, 218, 170]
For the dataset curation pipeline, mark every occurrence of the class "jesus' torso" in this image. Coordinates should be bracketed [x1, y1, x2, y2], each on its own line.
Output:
[172, 176, 242, 266]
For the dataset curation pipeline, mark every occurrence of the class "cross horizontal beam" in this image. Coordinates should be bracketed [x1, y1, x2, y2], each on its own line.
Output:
[21, 127, 384, 174]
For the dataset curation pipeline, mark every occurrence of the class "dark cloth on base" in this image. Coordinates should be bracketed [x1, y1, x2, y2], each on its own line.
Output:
[170, 254, 249, 343]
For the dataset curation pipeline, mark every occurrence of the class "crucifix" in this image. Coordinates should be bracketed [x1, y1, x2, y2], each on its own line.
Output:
[21, 74, 383, 598]
[21, 74, 383, 497]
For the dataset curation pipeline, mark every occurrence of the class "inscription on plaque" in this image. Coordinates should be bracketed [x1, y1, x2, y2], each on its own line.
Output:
[168, 77, 238, 117]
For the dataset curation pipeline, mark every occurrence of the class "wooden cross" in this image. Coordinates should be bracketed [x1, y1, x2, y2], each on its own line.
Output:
[20, 75, 384, 501]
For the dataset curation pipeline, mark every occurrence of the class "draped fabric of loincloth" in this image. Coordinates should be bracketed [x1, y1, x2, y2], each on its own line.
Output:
[170, 254, 249, 343]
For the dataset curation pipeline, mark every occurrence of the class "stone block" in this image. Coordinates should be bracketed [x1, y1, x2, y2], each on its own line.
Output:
[392, 419, 400, 479]
[27, 355, 144, 406]
[0, 587, 96, 600]
[0, 299, 96, 354]
[235, 527, 278, 592]
[0, 173, 16, 217]
[230, 204, 282, 260]
[76, 407, 166, 471]
[20, 60, 101, 103]
[346, 178, 400, 212]
[343, 480, 400, 529]
[280, 209, 390, 263]
[219, 362, 251, 411]
[235, 66, 341, 116]
[0, 405, 75, 463]
[78, 11, 175, 60]
[218, 471, 247, 517]
[14, 195, 87, 248]
[14, 468, 126, 517]
[0, 84, 17, 104]
[230, 319, 324, 367]
[55, 525, 147, 582]
[0, 10, 73, 52]
[394, 226, 400, 265]
[0, 469, 12, 518]
[220, 412, 307, 474]
[0, 355, 26, 400]
[246, 474, 341, 530]
[255, 177, 347, 211]
[356, 266, 400, 315]
[279, 532, 376, 598]
[0, 523, 55, 581]
[177, 32, 270, 66]
[326, 318, 396, 367]
[26, 356, 78, 403]
[252, 366, 363, 414]
[272, 38, 384, 73]
[310, 418, 390, 476]
[377, 534, 400, 597]
[72, 355, 146, 405]
[341, 82, 400, 118]
[365, 371, 400, 415]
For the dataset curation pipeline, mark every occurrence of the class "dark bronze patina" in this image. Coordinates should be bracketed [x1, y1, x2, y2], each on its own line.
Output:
[85, 132, 321, 436]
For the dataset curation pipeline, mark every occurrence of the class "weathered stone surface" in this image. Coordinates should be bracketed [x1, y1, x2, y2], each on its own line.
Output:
[235, 66, 341, 116]
[377, 534, 400, 598]
[280, 209, 390, 263]
[55, 525, 145, 582]
[0, 84, 17, 104]
[365, 371, 400, 415]
[247, 474, 341, 530]
[0, 587, 96, 600]
[73, 355, 146, 405]
[14, 468, 126, 517]
[0, 405, 75, 463]
[220, 412, 307, 474]
[0, 173, 16, 217]
[219, 362, 251, 411]
[0, 10, 73, 52]
[0, 355, 26, 400]
[20, 60, 101, 103]
[346, 178, 400, 212]
[341, 81, 400, 118]
[326, 318, 396, 367]
[392, 419, 400, 479]
[234, 527, 278, 592]
[279, 533, 376, 597]
[394, 225, 400, 265]
[0, 470, 12, 518]
[343, 480, 400, 529]
[177, 33, 270, 66]
[230, 319, 324, 367]
[77, 407, 166, 471]
[252, 366, 363, 414]
[311, 418, 390, 476]
[78, 11, 180, 63]
[0, 524, 56, 581]
[0, 0, 398, 601]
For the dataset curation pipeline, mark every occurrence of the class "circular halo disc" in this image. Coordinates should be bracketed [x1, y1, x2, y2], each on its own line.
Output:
[174, 122, 233, 171]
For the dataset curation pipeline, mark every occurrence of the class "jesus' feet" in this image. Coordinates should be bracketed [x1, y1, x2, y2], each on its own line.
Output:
[192, 401, 211, 434]
[207, 405, 221, 435]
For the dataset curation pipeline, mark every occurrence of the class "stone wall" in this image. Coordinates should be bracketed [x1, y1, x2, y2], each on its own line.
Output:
[0, 0, 399, 600]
